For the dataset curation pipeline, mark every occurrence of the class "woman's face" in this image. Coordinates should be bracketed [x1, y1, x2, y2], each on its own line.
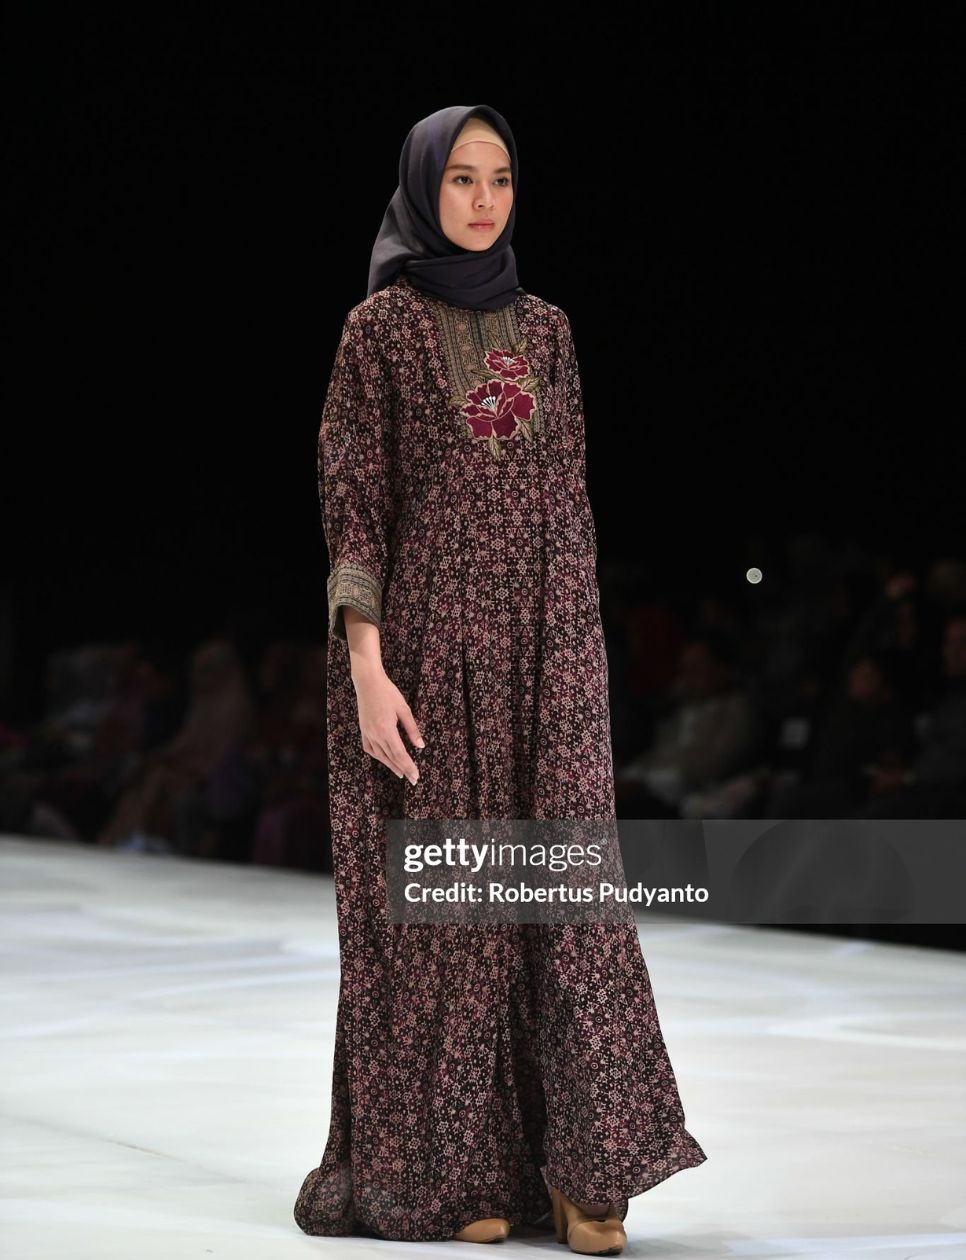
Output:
[439, 140, 513, 251]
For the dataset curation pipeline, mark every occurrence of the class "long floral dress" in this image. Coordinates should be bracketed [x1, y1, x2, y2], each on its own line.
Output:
[293, 273, 707, 1241]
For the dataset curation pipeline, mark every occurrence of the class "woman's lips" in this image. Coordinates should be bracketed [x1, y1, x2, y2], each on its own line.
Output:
[469, 222, 494, 230]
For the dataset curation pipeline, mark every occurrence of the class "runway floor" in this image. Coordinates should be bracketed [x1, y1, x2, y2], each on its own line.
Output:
[1, 835, 964, 1259]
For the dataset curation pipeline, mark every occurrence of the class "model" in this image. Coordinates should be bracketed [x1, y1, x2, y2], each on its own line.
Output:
[293, 103, 707, 1252]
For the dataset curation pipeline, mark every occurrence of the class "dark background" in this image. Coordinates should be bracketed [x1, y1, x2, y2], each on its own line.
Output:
[4, 7, 963, 944]
[6, 6, 963, 705]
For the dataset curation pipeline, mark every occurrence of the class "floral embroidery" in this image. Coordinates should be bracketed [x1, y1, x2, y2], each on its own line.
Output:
[456, 347, 542, 461]
[395, 273, 547, 461]
[483, 348, 530, 380]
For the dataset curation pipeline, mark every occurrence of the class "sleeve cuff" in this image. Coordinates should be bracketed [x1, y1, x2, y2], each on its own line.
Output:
[326, 562, 383, 642]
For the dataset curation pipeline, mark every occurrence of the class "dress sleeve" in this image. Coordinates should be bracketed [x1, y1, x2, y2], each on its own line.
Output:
[555, 308, 598, 563]
[318, 308, 397, 643]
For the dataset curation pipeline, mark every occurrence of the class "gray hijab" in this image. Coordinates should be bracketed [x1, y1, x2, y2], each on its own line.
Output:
[367, 103, 523, 312]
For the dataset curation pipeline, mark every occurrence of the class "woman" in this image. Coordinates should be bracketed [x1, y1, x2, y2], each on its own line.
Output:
[293, 104, 707, 1252]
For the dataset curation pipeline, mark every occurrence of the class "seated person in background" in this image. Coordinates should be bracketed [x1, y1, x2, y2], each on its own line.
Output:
[616, 630, 762, 815]
[851, 612, 966, 818]
[766, 647, 917, 818]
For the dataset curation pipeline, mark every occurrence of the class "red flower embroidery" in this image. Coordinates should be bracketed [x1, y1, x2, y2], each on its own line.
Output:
[483, 348, 530, 380]
[463, 379, 535, 441]
[460, 348, 539, 459]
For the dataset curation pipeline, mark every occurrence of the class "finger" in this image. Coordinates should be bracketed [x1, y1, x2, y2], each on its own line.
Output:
[372, 731, 409, 780]
[379, 751, 405, 778]
[371, 734, 406, 778]
[384, 729, 419, 783]
[362, 732, 400, 777]
[398, 704, 425, 749]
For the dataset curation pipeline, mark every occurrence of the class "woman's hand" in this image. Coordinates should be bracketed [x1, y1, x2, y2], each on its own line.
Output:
[351, 660, 425, 782]
[341, 605, 425, 781]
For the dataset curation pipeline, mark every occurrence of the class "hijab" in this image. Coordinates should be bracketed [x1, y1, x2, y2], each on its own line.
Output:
[367, 103, 523, 312]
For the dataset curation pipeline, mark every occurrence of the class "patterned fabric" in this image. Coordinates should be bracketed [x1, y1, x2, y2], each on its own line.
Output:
[294, 274, 707, 1241]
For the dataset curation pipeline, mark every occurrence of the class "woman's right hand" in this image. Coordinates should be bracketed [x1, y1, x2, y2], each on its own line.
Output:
[351, 658, 425, 782]
[341, 604, 425, 781]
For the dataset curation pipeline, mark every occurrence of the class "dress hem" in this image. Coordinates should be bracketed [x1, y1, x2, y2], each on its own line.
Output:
[293, 1134, 707, 1241]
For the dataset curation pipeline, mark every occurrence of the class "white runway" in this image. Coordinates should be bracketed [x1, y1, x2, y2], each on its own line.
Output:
[1, 835, 964, 1260]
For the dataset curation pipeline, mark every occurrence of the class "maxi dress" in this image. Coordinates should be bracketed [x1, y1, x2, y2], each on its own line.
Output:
[293, 272, 707, 1241]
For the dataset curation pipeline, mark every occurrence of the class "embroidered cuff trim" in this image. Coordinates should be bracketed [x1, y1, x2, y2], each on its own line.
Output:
[327, 563, 383, 642]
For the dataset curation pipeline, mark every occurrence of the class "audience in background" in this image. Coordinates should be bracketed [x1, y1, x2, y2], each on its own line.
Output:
[2, 538, 964, 868]
[94, 637, 254, 851]
[850, 612, 966, 818]
[764, 647, 918, 818]
[615, 629, 763, 818]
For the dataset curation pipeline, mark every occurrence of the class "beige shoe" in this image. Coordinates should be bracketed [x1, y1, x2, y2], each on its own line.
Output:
[453, 1216, 511, 1243]
[549, 1184, 626, 1255]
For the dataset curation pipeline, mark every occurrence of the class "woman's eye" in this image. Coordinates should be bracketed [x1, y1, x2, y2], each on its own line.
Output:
[454, 176, 511, 186]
